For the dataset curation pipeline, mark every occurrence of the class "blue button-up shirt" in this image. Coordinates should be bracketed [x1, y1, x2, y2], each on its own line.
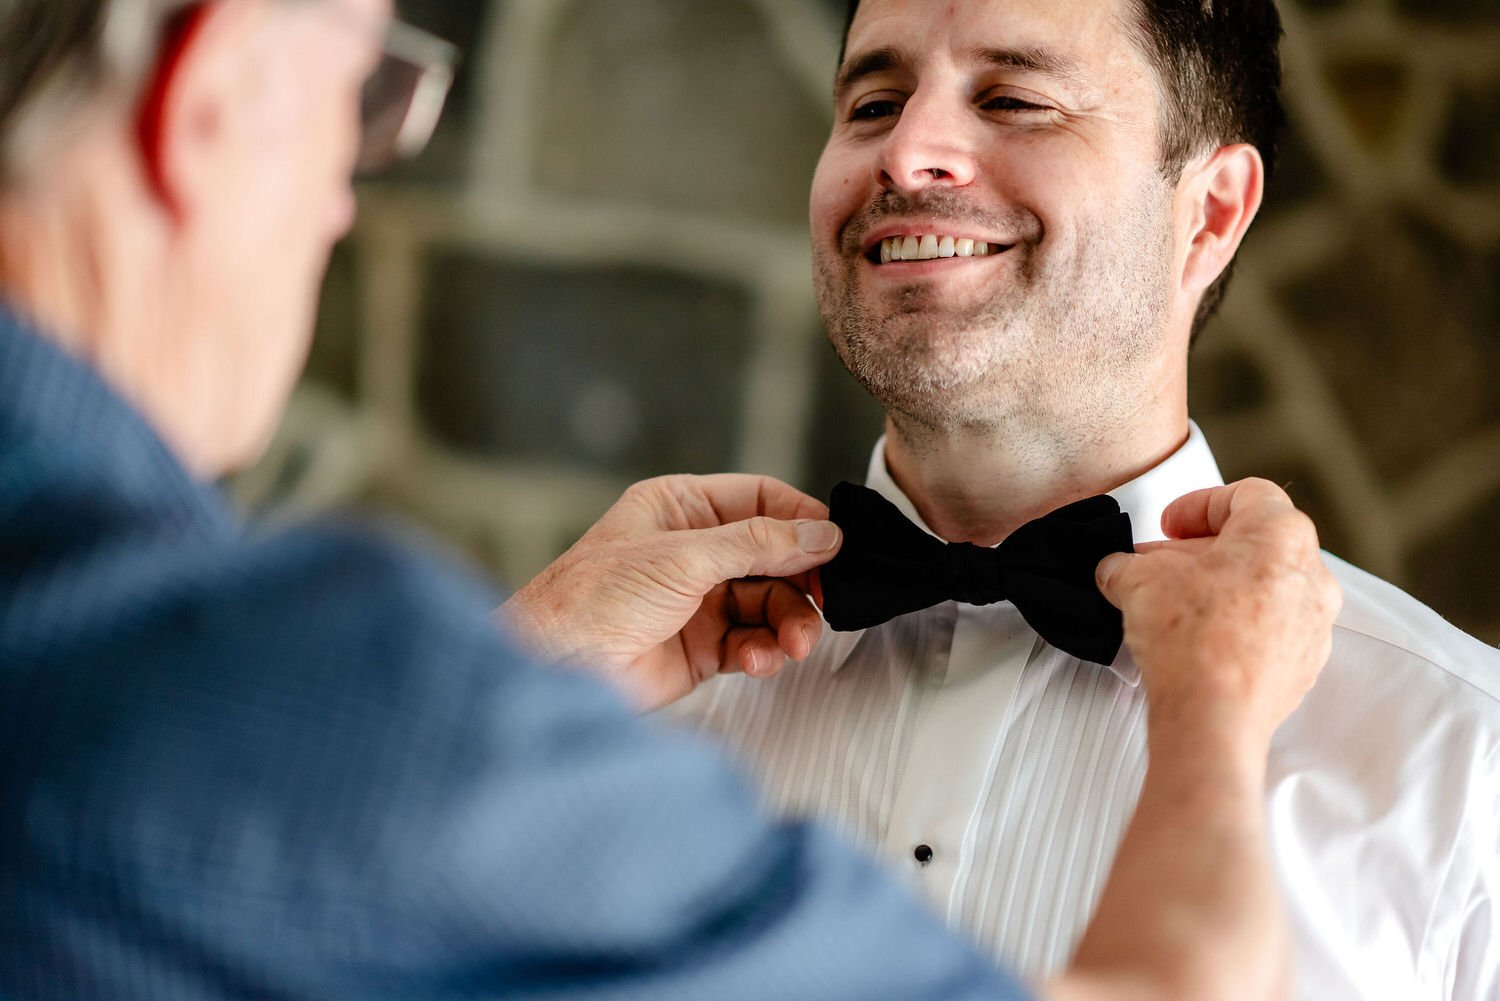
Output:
[0, 304, 1028, 1000]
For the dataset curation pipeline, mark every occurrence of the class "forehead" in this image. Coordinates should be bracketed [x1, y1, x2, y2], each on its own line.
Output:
[843, 0, 1150, 89]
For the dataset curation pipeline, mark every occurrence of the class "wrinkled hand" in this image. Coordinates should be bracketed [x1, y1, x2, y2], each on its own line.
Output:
[1095, 478, 1342, 747]
[501, 474, 841, 712]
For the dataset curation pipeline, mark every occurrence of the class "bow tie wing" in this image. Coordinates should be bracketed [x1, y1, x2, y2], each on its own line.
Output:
[998, 496, 1134, 666]
[822, 482, 952, 631]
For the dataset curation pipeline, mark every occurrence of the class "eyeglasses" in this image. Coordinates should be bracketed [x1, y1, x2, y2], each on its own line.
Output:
[356, 19, 460, 175]
[146, 4, 459, 178]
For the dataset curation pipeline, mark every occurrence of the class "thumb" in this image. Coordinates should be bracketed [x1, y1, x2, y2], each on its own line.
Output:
[1094, 551, 1136, 610]
[683, 518, 843, 588]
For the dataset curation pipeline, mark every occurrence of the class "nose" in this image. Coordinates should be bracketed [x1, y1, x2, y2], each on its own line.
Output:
[874, 91, 978, 194]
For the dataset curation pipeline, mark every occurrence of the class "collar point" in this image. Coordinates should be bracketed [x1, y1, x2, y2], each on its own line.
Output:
[1107, 649, 1142, 687]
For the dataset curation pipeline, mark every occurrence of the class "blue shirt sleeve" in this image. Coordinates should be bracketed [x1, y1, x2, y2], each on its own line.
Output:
[1, 520, 1032, 1001]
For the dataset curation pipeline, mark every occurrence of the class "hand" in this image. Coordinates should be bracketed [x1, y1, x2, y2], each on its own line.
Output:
[1095, 478, 1342, 749]
[500, 474, 841, 712]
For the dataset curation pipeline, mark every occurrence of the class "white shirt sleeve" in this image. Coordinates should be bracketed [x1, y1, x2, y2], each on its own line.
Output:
[1448, 765, 1500, 1001]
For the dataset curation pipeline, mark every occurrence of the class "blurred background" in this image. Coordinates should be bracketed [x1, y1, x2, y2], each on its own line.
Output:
[234, 0, 1500, 643]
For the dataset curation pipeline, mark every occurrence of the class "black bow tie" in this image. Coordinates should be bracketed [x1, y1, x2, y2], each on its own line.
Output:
[820, 482, 1135, 666]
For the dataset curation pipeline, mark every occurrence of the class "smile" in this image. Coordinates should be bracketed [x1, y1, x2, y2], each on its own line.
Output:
[871, 235, 1012, 264]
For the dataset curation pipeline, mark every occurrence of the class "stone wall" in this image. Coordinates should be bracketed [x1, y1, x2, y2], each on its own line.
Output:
[237, 0, 1500, 643]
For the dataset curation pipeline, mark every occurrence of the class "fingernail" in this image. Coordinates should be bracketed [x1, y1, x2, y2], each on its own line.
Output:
[796, 520, 841, 554]
[746, 647, 765, 676]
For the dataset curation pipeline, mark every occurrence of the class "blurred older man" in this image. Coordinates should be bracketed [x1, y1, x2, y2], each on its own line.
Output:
[0, 1, 1340, 999]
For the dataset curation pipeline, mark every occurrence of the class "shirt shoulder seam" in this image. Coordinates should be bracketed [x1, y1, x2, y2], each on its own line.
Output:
[1329, 620, 1500, 707]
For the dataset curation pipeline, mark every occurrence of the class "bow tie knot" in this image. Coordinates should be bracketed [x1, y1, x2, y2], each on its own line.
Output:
[820, 482, 1135, 666]
[941, 541, 1002, 606]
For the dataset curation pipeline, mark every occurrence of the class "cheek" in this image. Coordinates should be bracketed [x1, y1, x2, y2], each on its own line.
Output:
[250, 43, 359, 214]
[988, 137, 1088, 202]
[809, 146, 864, 240]
[990, 139, 1144, 242]
[260, 94, 356, 249]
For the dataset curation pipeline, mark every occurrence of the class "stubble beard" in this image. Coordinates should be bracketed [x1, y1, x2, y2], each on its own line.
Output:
[814, 182, 1178, 437]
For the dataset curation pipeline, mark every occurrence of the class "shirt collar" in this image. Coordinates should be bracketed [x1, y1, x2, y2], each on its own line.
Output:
[826, 423, 1225, 679]
[0, 300, 233, 536]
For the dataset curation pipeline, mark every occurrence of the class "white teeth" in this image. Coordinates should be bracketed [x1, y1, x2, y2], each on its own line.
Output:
[876, 235, 1000, 263]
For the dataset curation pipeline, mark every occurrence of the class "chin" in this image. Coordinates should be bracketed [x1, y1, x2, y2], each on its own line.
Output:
[225, 431, 275, 478]
[189, 422, 267, 481]
[208, 371, 302, 482]
[837, 347, 985, 423]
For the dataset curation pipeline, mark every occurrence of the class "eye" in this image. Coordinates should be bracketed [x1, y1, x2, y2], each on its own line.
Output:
[979, 95, 1048, 113]
[849, 98, 904, 122]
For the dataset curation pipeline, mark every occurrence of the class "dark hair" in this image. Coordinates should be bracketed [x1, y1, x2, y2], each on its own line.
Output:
[0, 0, 203, 188]
[839, 0, 1286, 341]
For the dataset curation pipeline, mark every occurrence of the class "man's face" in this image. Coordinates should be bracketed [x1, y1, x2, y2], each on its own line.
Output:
[189, 0, 388, 469]
[811, 0, 1184, 430]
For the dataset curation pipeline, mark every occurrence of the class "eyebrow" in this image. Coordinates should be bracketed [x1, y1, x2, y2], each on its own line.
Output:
[834, 46, 906, 100]
[973, 45, 1091, 89]
[834, 44, 1094, 101]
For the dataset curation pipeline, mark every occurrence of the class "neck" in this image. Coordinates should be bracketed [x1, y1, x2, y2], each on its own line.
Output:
[0, 140, 221, 478]
[0, 190, 109, 358]
[883, 381, 1189, 546]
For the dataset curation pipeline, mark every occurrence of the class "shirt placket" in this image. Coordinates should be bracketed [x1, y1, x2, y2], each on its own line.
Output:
[878, 601, 1040, 922]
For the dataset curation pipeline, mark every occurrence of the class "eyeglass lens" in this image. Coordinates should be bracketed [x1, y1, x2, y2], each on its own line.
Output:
[356, 22, 457, 175]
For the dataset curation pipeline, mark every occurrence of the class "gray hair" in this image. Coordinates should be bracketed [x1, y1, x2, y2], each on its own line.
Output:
[0, 0, 194, 188]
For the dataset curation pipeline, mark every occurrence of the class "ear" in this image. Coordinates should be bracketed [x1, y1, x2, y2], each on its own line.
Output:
[1178, 143, 1264, 299]
[135, 1, 258, 220]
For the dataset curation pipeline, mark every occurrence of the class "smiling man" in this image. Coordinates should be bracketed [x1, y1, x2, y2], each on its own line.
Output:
[670, 2, 1500, 999]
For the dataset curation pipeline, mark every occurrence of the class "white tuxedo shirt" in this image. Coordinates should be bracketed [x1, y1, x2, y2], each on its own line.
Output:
[667, 424, 1500, 1001]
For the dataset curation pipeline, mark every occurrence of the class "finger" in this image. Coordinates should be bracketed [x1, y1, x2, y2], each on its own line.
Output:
[1094, 552, 1136, 609]
[680, 584, 734, 683]
[771, 591, 821, 661]
[1131, 537, 1213, 557]
[726, 628, 789, 679]
[676, 517, 843, 590]
[644, 474, 830, 531]
[728, 579, 822, 660]
[707, 474, 830, 523]
[1096, 538, 1218, 605]
[1161, 478, 1293, 540]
